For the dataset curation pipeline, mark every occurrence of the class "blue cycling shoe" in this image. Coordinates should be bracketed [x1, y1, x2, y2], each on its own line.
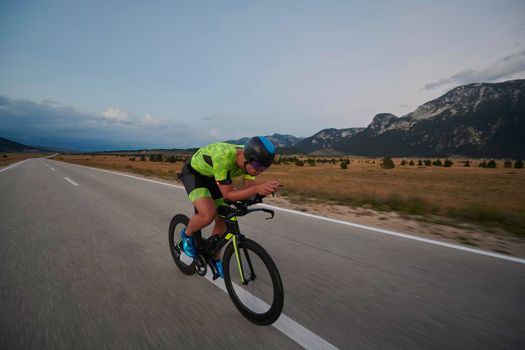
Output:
[180, 227, 196, 258]
[211, 259, 224, 278]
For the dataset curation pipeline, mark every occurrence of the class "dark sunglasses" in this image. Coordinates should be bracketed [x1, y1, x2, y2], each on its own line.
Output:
[249, 160, 268, 172]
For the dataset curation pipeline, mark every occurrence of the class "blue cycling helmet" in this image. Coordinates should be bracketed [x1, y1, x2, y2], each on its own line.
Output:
[244, 136, 276, 168]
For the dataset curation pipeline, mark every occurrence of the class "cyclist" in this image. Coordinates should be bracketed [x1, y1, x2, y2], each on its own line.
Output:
[179, 136, 280, 278]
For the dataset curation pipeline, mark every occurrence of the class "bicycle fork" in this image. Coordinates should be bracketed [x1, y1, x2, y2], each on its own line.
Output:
[226, 233, 256, 285]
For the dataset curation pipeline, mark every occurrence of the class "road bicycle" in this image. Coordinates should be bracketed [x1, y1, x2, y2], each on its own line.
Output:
[168, 194, 284, 325]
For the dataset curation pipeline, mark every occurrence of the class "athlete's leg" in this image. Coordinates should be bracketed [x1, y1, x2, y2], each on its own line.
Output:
[186, 197, 216, 236]
[211, 216, 226, 236]
[211, 216, 227, 260]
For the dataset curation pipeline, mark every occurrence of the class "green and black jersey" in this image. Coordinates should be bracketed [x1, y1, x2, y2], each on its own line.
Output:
[190, 143, 256, 185]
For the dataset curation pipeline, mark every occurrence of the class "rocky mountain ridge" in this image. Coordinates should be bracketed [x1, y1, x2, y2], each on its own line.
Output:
[337, 79, 525, 157]
[227, 79, 524, 158]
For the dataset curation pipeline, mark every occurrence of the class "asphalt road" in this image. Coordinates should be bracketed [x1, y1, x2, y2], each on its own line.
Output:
[1, 158, 524, 349]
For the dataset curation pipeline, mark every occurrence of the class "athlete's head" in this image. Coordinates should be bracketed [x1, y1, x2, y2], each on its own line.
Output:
[244, 136, 276, 172]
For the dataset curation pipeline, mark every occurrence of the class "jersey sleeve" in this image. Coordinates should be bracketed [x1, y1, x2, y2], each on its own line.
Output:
[243, 174, 256, 181]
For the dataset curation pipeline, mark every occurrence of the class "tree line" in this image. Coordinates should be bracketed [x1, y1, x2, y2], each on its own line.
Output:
[105, 153, 524, 170]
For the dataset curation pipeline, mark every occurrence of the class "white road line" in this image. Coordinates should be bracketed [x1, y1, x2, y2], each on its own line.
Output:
[204, 272, 339, 350]
[64, 177, 79, 186]
[52, 160, 525, 265]
[52, 161, 185, 188]
[0, 159, 30, 173]
[259, 204, 525, 265]
[50, 168, 56, 171]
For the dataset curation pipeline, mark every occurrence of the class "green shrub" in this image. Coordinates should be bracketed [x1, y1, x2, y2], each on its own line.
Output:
[487, 160, 497, 168]
[340, 162, 347, 169]
[515, 159, 523, 169]
[295, 160, 304, 166]
[432, 159, 443, 166]
[444, 159, 453, 167]
[381, 157, 395, 169]
[479, 160, 487, 168]
[424, 159, 432, 166]
[464, 160, 471, 167]
[400, 160, 407, 166]
[129, 157, 136, 161]
[504, 161, 512, 168]
[2, 154, 7, 158]
[149, 154, 163, 162]
[140, 155, 146, 161]
[409, 160, 415, 166]
[418, 160, 423, 166]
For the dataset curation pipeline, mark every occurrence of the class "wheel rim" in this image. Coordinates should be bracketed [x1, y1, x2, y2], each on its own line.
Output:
[227, 247, 276, 314]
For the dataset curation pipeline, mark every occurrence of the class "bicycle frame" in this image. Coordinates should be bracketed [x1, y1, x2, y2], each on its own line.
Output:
[212, 212, 252, 284]
[178, 198, 274, 282]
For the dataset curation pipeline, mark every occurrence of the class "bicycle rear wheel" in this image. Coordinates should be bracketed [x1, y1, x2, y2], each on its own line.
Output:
[168, 214, 195, 275]
[223, 238, 284, 325]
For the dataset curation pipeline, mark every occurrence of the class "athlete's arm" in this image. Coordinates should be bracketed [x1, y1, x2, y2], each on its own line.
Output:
[243, 178, 255, 189]
[219, 180, 280, 201]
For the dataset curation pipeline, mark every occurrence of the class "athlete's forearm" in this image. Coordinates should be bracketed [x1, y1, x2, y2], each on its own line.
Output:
[222, 186, 259, 201]
[243, 179, 256, 188]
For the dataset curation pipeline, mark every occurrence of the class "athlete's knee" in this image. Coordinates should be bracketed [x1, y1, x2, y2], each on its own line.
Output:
[193, 197, 217, 225]
[198, 207, 217, 225]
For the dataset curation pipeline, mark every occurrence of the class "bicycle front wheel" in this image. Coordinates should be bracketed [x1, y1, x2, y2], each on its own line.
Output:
[223, 238, 284, 325]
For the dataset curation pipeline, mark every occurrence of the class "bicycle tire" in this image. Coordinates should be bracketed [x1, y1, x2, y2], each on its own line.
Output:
[168, 214, 196, 275]
[223, 238, 284, 325]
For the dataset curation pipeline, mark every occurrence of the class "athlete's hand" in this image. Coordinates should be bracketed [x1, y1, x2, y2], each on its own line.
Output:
[256, 181, 280, 196]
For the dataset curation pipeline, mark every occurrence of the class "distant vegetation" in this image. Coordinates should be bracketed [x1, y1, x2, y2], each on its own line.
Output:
[53, 153, 525, 238]
[381, 157, 395, 169]
[67, 152, 525, 172]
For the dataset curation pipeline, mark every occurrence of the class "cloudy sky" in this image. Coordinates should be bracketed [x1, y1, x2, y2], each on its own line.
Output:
[1, 0, 524, 151]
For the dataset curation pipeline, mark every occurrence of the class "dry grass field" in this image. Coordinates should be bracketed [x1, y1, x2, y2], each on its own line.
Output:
[54, 154, 525, 237]
[54, 154, 186, 180]
[0, 153, 50, 168]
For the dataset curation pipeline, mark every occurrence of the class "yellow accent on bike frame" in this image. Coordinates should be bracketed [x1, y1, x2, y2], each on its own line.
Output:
[232, 235, 245, 284]
[225, 233, 234, 240]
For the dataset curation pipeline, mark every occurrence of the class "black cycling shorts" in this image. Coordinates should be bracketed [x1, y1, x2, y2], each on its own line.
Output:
[179, 161, 225, 207]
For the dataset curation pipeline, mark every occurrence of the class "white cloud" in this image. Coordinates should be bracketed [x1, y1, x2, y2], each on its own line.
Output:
[102, 107, 128, 122]
[142, 112, 161, 126]
[424, 50, 525, 90]
[0, 94, 216, 149]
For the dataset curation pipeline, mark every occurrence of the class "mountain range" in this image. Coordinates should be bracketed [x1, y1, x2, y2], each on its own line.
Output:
[228, 79, 525, 158]
[2, 80, 524, 157]
[0, 137, 49, 153]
